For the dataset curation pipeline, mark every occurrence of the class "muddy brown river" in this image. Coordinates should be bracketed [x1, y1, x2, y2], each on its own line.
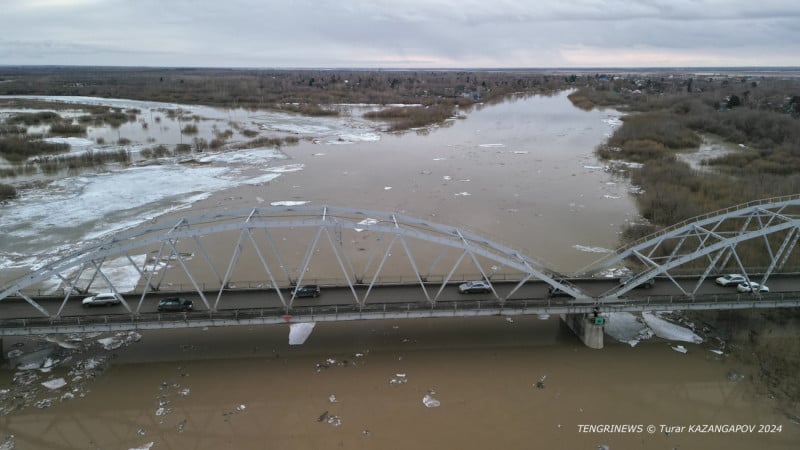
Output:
[1, 93, 798, 449]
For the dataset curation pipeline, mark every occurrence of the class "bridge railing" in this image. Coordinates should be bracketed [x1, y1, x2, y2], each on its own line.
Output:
[3, 292, 800, 332]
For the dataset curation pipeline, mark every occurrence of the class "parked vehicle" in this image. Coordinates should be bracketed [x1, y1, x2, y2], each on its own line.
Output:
[292, 285, 320, 298]
[715, 274, 746, 286]
[157, 297, 194, 312]
[458, 280, 491, 294]
[736, 282, 769, 293]
[619, 274, 655, 289]
[82, 292, 122, 307]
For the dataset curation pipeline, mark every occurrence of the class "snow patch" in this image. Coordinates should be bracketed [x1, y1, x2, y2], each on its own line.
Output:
[270, 201, 309, 206]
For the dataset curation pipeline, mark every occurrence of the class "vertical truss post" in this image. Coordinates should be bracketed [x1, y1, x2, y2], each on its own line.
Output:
[393, 215, 431, 304]
[324, 227, 360, 306]
[167, 239, 210, 310]
[761, 227, 798, 284]
[216, 228, 248, 311]
[455, 229, 500, 303]
[193, 235, 223, 286]
[363, 235, 399, 306]
[138, 242, 167, 313]
[263, 227, 292, 284]
[246, 228, 287, 308]
[89, 259, 132, 313]
[434, 249, 467, 301]
[292, 225, 324, 308]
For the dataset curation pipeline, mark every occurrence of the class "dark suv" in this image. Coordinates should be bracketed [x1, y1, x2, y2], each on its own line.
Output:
[292, 285, 320, 298]
[157, 297, 194, 312]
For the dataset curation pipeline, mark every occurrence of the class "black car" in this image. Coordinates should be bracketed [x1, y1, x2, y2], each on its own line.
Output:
[619, 274, 655, 289]
[292, 285, 320, 298]
[157, 297, 193, 312]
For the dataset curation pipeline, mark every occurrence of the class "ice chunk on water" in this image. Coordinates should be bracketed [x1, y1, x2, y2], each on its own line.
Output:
[41, 378, 67, 390]
[672, 345, 688, 354]
[270, 201, 309, 206]
[642, 312, 703, 343]
[422, 394, 440, 408]
[129, 442, 154, 450]
[289, 322, 316, 345]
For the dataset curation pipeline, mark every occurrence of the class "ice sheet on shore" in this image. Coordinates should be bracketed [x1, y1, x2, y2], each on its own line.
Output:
[289, 322, 316, 345]
[43, 137, 95, 147]
[0, 147, 293, 267]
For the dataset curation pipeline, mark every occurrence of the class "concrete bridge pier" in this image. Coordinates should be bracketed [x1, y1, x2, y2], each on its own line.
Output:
[560, 313, 604, 349]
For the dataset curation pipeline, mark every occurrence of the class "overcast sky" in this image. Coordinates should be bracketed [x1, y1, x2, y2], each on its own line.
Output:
[1, 0, 798, 68]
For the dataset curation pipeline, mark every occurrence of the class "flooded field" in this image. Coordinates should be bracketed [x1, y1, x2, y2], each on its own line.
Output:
[2, 93, 797, 449]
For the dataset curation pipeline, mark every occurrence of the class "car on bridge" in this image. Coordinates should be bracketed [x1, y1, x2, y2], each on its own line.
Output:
[547, 286, 572, 298]
[82, 292, 123, 307]
[715, 274, 747, 286]
[157, 297, 194, 312]
[292, 285, 320, 298]
[736, 282, 769, 293]
[458, 280, 491, 294]
[619, 274, 655, 289]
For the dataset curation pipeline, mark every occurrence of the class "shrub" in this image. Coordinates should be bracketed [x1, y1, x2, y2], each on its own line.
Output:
[174, 143, 191, 153]
[0, 183, 17, 200]
[48, 122, 86, 136]
[182, 124, 199, 134]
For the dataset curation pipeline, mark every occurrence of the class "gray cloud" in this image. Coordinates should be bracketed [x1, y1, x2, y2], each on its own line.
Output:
[1, 0, 798, 67]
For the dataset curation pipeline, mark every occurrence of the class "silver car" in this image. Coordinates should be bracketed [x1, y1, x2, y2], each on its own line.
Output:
[736, 282, 769, 293]
[458, 280, 491, 294]
[715, 274, 746, 286]
[82, 292, 122, 307]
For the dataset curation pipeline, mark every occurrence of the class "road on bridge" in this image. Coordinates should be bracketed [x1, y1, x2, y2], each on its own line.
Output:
[2, 275, 797, 320]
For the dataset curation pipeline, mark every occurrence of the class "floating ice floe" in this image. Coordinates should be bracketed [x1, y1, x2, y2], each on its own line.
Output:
[583, 165, 605, 170]
[389, 373, 408, 385]
[422, 394, 441, 408]
[288, 322, 316, 345]
[328, 394, 338, 403]
[709, 349, 724, 355]
[129, 442, 154, 450]
[478, 143, 505, 148]
[672, 345, 688, 354]
[41, 378, 67, 390]
[603, 195, 621, 199]
[384, 186, 392, 190]
[432, 157, 446, 161]
[354, 218, 378, 232]
[270, 201, 309, 206]
[642, 312, 703, 343]
[454, 192, 471, 196]
[513, 151, 529, 154]
[573, 245, 612, 254]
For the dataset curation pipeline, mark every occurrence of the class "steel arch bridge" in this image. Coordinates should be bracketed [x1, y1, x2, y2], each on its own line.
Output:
[0, 205, 582, 318]
[584, 194, 800, 296]
[2, 195, 800, 321]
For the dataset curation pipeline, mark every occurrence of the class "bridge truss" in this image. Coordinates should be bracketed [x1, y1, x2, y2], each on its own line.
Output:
[3, 196, 800, 322]
[0, 205, 581, 318]
[588, 195, 800, 299]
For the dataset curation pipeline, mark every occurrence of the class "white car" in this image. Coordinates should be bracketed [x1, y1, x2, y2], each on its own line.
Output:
[715, 274, 747, 286]
[82, 292, 123, 307]
[736, 282, 769, 293]
[458, 280, 491, 294]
